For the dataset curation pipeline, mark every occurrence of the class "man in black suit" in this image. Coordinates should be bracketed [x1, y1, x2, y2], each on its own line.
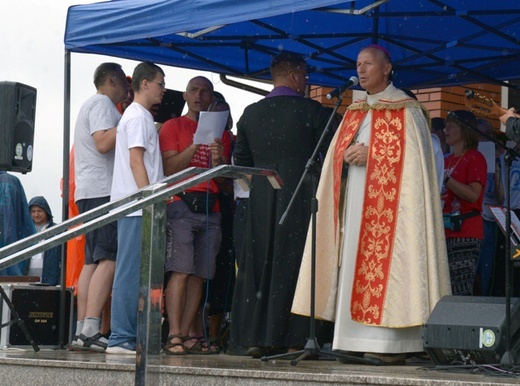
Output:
[230, 52, 336, 357]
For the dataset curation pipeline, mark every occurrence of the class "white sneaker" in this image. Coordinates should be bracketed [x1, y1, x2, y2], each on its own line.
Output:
[106, 346, 136, 355]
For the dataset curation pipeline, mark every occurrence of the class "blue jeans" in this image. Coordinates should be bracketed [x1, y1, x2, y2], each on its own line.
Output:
[108, 216, 142, 349]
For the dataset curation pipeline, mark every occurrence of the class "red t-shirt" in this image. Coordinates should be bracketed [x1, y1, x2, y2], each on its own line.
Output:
[159, 115, 232, 210]
[442, 149, 487, 239]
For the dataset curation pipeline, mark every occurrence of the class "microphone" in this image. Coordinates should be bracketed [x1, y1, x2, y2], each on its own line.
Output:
[326, 76, 359, 100]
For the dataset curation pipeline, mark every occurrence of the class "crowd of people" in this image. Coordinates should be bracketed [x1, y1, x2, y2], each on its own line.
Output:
[2, 45, 520, 364]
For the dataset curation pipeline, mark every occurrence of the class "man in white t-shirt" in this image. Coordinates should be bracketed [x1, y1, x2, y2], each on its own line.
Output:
[73, 63, 130, 352]
[106, 62, 165, 354]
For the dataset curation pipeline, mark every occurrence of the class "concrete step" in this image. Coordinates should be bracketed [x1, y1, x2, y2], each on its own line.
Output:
[1, 349, 520, 385]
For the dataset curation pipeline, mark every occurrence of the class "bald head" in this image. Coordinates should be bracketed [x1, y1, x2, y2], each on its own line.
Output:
[186, 76, 213, 93]
[183, 76, 214, 120]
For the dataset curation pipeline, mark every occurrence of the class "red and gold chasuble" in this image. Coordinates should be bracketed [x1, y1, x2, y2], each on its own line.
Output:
[332, 107, 406, 326]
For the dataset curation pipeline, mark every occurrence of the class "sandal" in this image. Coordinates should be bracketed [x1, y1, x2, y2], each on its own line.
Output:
[194, 336, 220, 354]
[208, 339, 220, 354]
[164, 334, 186, 355]
[183, 336, 212, 355]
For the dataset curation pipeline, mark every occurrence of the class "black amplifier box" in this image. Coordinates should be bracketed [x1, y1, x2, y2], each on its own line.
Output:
[422, 296, 520, 365]
[0, 284, 73, 348]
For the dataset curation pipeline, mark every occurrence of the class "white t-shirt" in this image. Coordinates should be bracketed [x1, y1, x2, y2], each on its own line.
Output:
[27, 223, 49, 280]
[110, 102, 164, 216]
[74, 94, 121, 201]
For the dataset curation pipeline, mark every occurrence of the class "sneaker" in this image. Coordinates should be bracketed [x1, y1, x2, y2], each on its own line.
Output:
[77, 333, 108, 353]
[106, 342, 136, 355]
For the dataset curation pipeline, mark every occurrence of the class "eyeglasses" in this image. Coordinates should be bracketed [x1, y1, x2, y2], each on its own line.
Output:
[149, 80, 166, 89]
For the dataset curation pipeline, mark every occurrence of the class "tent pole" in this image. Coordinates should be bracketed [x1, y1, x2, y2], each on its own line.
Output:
[59, 50, 71, 349]
[63, 53, 71, 225]
[219, 74, 268, 96]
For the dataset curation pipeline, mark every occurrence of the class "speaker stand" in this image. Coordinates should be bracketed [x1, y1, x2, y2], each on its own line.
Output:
[500, 148, 519, 365]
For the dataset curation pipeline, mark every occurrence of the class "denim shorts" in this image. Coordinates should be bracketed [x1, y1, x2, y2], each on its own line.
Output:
[76, 197, 118, 264]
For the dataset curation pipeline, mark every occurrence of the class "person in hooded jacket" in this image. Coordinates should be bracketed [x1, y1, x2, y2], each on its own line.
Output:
[26, 196, 62, 285]
[0, 171, 36, 276]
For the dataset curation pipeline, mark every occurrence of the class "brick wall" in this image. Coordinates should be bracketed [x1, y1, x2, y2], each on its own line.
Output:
[309, 85, 353, 117]
[311, 84, 503, 130]
[417, 84, 502, 130]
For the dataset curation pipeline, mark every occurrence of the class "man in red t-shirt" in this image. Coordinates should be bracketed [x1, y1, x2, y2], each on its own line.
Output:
[159, 76, 232, 354]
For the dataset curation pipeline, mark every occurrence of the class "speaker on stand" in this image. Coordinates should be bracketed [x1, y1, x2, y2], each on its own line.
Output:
[0, 81, 37, 174]
[422, 296, 520, 365]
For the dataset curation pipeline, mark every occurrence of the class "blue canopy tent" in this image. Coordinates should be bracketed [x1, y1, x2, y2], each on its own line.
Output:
[62, 0, 520, 199]
[65, 0, 520, 89]
[62, 0, 520, 213]
[59, 0, 520, 234]
[62, 0, 520, 204]
[59, 0, 520, 369]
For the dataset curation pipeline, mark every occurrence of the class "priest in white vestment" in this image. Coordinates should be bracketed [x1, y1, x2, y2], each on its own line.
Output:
[292, 45, 452, 365]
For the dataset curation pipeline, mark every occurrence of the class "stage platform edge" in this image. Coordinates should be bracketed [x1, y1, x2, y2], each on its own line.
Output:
[1, 349, 520, 385]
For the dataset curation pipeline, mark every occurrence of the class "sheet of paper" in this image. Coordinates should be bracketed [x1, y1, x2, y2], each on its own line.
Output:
[193, 111, 229, 145]
[489, 205, 520, 245]
[511, 210, 520, 240]
[490, 206, 507, 232]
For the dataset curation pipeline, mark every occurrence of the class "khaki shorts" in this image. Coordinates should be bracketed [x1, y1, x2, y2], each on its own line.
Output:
[164, 200, 222, 279]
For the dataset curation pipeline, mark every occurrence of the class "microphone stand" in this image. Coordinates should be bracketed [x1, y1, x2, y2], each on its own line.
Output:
[502, 146, 515, 364]
[261, 92, 378, 366]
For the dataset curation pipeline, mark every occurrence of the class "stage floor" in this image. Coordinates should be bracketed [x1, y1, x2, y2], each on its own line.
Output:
[1, 348, 520, 385]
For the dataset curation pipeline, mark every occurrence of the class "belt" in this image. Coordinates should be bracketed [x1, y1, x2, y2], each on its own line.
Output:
[454, 210, 480, 221]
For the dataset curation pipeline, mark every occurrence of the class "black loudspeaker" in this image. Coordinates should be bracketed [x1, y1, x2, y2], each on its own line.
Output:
[422, 296, 520, 365]
[0, 285, 73, 348]
[0, 81, 37, 174]
[153, 89, 185, 123]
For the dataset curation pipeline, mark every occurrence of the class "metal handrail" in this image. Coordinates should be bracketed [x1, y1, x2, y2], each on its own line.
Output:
[0, 165, 282, 270]
[0, 165, 282, 385]
[0, 167, 201, 263]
